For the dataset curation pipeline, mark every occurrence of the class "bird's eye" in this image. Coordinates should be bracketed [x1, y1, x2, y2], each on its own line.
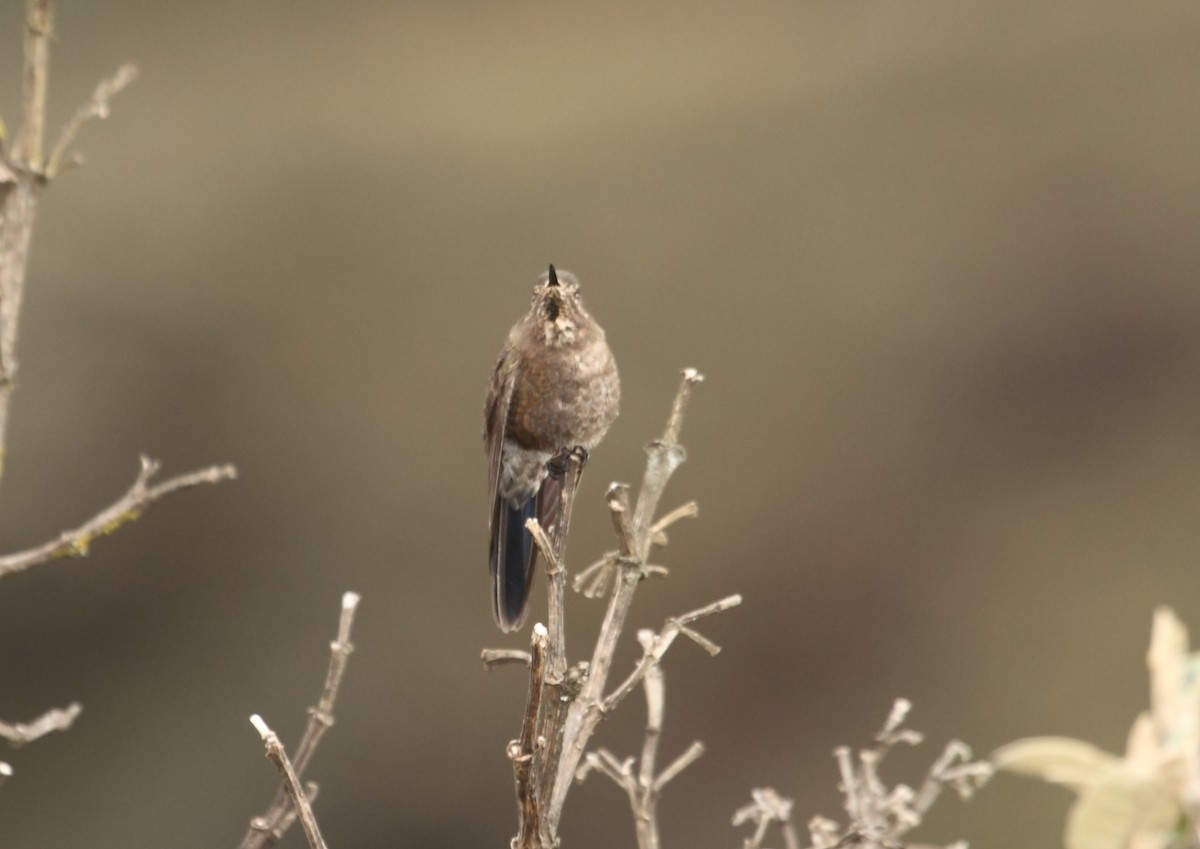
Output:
[573, 291, 582, 302]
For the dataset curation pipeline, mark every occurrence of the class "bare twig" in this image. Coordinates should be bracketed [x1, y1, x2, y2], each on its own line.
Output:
[239, 592, 361, 849]
[250, 715, 328, 849]
[531, 452, 584, 816]
[0, 150, 39, 463]
[487, 369, 710, 848]
[649, 500, 699, 545]
[511, 624, 550, 849]
[45, 63, 138, 178]
[577, 627, 711, 849]
[0, 456, 237, 579]
[1, 0, 137, 476]
[11, 0, 52, 169]
[270, 782, 320, 843]
[740, 701, 992, 849]
[486, 454, 585, 849]
[572, 551, 618, 597]
[0, 701, 81, 746]
[655, 741, 705, 793]
[548, 369, 705, 830]
[732, 788, 799, 849]
[603, 594, 742, 714]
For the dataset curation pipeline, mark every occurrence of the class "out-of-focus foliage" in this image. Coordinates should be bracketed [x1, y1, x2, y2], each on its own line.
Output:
[997, 609, 1200, 849]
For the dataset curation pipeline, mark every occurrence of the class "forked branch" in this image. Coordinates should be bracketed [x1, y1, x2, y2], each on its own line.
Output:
[250, 715, 328, 849]
[548, 369, 707, 829]
[239, 592, 361, 849]
[735, 700, 993, 849]
[485, 368, 729, 849]
[1, 0, 138, 470]
[577, 627, 714, 849]
[0, 456, 237, 579]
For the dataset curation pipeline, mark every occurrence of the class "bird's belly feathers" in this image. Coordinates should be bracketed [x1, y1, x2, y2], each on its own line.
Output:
[506, 339, 620, 453]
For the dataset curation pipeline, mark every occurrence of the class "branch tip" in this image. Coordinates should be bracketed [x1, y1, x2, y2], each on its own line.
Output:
[249, 714, 270, 739]
[240, 594, 356, 849]
[45, 61, 139, 177]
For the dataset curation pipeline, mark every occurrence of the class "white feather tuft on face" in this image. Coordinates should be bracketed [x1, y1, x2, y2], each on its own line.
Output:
[542, 317, 578, 346]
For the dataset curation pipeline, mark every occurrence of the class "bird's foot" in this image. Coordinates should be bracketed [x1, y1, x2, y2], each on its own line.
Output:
[548, 446, 589, 478]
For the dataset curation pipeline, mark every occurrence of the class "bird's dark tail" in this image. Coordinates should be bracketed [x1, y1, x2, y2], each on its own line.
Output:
[491, 495, 537, 632]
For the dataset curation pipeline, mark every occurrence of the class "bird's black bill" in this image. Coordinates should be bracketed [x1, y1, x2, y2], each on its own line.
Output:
[547, 264, 559, 287]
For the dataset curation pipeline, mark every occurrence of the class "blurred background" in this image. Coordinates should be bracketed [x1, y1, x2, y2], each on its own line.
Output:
[0, 1, 1198, 846]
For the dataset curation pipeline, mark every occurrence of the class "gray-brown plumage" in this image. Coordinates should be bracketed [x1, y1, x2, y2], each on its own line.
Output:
[484, 265, 620, 632]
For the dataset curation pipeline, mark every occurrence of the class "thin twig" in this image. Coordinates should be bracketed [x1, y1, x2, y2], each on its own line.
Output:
[649, 500, 699, 545]
[572, 551, 618, 597]
[1, 1, 137, 477]
[525, 518, 558, 574]
[0, 456, 237, 579]
[239, 592, 361, 849]
[45, 63, 138, 178]
[654, 742, 706, 793]
[0, 701, 81, 746]
[250, 715, 328, 849]
[603, 595, 742, 713]
[753, 702, 992, 849]
[578, 748, 633, 787]
[639, 638, 664, 792]
[269, 782, 320, 842]
[573, 581, 732, 849]
[732, 788, 796, 849]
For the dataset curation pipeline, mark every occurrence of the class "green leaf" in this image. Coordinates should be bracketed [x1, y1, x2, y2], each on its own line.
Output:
[993, 737, 1120, 791]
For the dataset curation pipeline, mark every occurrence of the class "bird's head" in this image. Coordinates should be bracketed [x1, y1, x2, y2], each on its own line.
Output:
[531, 264, 592, 347]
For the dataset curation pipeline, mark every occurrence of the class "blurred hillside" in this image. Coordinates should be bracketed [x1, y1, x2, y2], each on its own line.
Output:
[0, 1, 1198, 847]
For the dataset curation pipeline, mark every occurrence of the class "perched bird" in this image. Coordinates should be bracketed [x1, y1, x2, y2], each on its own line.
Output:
[484, 265, 620, 632]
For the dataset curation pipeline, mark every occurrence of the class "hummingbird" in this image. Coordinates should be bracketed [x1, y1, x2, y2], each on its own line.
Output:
[484, 265, 621, 632]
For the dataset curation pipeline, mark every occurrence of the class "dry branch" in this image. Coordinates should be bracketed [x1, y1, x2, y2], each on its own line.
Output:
[548, 369, 706, 829]
[735, 700, 992, 849]
[239, 592, 360, 849]
[1, 0, 138, 472]
[485, 368, 730, 849]
[528, 451, 585, 824]
[250, 715, 329, 849]
[0, 701, 81, 746]
[45, 63, 138, 178]
[0, 456, 237, 579]
[0, 1, 239, 795]
[577, 628, 712, 849]
[511, 624, 550, 849]
[733, 788, 800, 849]
[602, 594, 742, 714]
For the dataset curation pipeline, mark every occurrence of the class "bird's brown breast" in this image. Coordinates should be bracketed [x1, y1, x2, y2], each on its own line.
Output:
[506, 335, 619, 453]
